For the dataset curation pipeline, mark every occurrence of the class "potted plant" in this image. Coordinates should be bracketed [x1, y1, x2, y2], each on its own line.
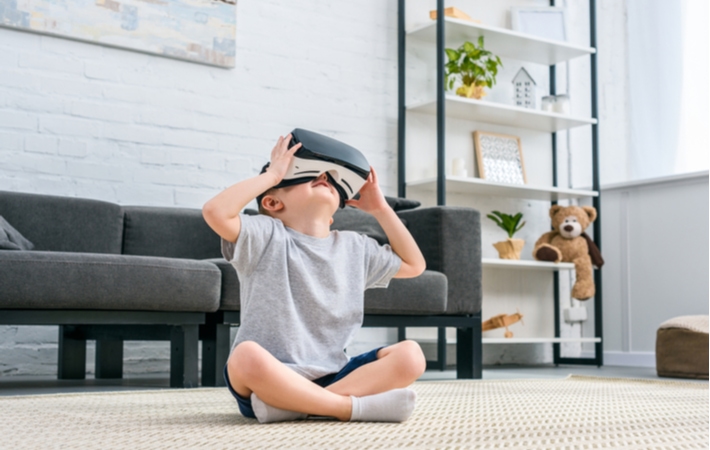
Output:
[445, 36, 503, 100]
[487, 210, 526, 260]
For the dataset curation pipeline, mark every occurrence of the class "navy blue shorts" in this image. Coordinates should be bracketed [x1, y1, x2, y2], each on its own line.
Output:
[224, 346, 385, 419]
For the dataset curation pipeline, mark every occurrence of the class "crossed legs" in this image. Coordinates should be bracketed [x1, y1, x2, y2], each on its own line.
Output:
[226, 340, 426, 421]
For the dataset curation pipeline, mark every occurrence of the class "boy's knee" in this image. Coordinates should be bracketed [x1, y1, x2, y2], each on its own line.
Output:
[397, 340, 426, 379]
[228, 341, 268, 381]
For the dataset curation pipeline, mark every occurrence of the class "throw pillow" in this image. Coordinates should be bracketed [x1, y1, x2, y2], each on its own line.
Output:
[384, 196, 421, 212]
[0, 216, 35, 251]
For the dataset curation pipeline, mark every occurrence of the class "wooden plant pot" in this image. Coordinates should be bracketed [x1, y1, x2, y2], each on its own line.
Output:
[493, 238, 525, 260]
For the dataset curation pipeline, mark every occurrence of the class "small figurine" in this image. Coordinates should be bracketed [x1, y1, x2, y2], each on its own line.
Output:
[483, 310, 524, 338]
[513, 67, 536, 109]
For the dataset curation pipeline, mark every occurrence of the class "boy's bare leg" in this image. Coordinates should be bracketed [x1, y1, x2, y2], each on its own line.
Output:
[227, 341, 352, 421]
[325, 340, 426, 397]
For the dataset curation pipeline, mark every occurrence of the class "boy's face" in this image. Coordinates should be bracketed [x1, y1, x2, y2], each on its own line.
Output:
[264, 172, 340, 218]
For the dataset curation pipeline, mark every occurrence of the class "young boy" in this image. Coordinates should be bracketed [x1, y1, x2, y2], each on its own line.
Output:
[202, 134, 427, 423]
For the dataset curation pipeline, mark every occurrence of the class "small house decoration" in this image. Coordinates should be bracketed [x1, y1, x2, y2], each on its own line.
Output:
[512, 67, 536, 109]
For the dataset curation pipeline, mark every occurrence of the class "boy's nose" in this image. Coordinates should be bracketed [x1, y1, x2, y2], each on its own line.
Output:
[317, 172, 328, 181]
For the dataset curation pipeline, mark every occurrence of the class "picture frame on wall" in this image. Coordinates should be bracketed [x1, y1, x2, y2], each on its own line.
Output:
[0, 0, 237, 68]
[510, 6, 567, 42]
[473, 131, 527, 185]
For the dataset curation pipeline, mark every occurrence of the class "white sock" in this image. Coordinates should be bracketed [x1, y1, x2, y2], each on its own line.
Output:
[349, 388, 416, 422]
[250, 393, 307, 423]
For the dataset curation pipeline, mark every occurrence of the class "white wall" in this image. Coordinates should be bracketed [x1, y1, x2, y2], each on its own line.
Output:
[589, 171, 709, 367]
[0, 0, 639, 375]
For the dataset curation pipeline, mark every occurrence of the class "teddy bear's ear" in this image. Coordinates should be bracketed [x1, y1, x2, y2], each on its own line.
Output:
[549, 205, 563, 219]
[582, 206, 597, 223]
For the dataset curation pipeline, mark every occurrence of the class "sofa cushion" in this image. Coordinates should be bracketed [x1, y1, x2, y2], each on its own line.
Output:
[207, 259, 447, 316]
[0, 191, 123, 254]
[0, 251, 220, 312]
[122, 206, 221, 260]
[364, 271, 447, 315]
[0, 216, 34, 250]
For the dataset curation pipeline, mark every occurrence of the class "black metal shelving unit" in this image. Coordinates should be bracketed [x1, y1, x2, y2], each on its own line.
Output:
[397, 0, 603, 368]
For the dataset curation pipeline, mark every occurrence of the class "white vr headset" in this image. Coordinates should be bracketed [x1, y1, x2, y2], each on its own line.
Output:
[258, 129, 371, 208]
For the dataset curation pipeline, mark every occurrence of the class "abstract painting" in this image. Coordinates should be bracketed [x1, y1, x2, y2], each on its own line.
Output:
[0, 0, 236, 67]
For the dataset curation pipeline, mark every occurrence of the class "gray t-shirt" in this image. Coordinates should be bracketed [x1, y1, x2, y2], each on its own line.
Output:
[221, 213, 402, 380]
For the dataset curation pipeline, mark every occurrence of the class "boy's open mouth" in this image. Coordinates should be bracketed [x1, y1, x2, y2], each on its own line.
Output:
[312, 179, 331, 189]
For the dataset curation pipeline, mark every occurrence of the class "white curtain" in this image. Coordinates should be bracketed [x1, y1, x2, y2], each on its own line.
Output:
[626, 0, 708, 180]
[675, 0, 709, 174]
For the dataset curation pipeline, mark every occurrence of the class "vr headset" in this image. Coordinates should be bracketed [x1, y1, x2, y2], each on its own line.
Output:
[257, 128, 371, 209]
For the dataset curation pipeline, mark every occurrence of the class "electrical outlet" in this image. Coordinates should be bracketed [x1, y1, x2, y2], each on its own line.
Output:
[564, 306, 588, 323]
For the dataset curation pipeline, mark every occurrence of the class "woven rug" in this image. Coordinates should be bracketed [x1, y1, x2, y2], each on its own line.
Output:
[0, 375, 706, 449]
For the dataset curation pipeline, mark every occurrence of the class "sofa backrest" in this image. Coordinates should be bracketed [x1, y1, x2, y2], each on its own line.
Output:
[121, 206, 222, 260]
[0, 190, 123, 254]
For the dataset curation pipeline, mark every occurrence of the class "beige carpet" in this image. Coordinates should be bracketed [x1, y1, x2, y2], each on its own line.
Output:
[1, 375, 706, 449]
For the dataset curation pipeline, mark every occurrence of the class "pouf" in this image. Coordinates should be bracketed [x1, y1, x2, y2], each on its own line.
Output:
[656, 315, 709, 380]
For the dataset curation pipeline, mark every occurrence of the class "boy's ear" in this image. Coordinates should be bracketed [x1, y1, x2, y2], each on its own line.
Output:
[261, 194, 284, 213]
[329, 217, 334, 225]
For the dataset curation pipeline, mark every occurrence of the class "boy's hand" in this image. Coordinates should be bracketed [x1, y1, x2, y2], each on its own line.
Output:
[345, 166, 390, 215]
[347, 166, 426, 279]
[265, 134, 302, 184]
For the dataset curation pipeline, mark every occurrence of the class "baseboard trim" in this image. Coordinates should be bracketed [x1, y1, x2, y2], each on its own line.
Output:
[581, 351, 656, 368]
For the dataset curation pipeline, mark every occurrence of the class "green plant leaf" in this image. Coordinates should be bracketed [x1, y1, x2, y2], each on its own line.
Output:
[446, 39, 501, 90]
[445, 48, 460, 62]
[488, 210, 525, 238]
[486, 214, 503, 228]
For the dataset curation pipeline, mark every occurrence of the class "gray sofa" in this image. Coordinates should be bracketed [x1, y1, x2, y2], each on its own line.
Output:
[0, 190, 482, 388]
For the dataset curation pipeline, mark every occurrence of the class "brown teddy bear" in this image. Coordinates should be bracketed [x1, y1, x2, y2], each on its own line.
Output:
[533, 205, 604, 300]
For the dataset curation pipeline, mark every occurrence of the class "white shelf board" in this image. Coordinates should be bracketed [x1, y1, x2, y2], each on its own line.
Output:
[482, 337, 602, 344]
[407, 176, 598, 201]
[407, 96, 597, 132]
[482, 258, 574, 271]
[407, 18, 595, 65]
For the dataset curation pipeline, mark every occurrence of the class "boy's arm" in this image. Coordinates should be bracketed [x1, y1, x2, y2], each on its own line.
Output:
[202, 135, 301, 242]
[346, 167, 426, 279]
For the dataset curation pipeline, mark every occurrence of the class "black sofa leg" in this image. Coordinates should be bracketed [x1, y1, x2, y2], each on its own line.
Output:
[201, 323, 231, 387]
[58, 325, 86, 380]
[456, 315, 482, 379]
[96, 340, 123, 379]
[170, 325, 199, 388]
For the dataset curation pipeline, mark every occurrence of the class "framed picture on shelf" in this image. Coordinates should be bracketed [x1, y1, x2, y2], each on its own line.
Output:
[473, 131, 527, 185]
[510, 6, 567, 42]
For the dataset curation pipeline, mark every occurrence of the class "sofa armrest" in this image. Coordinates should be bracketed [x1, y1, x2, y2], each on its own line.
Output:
[397, 206, 482, 315]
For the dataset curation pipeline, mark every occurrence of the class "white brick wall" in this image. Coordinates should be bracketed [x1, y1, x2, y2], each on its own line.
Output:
[0, 0, 399, 204]
[0, 0, 630, 376]
[0, 0, 398, 376]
